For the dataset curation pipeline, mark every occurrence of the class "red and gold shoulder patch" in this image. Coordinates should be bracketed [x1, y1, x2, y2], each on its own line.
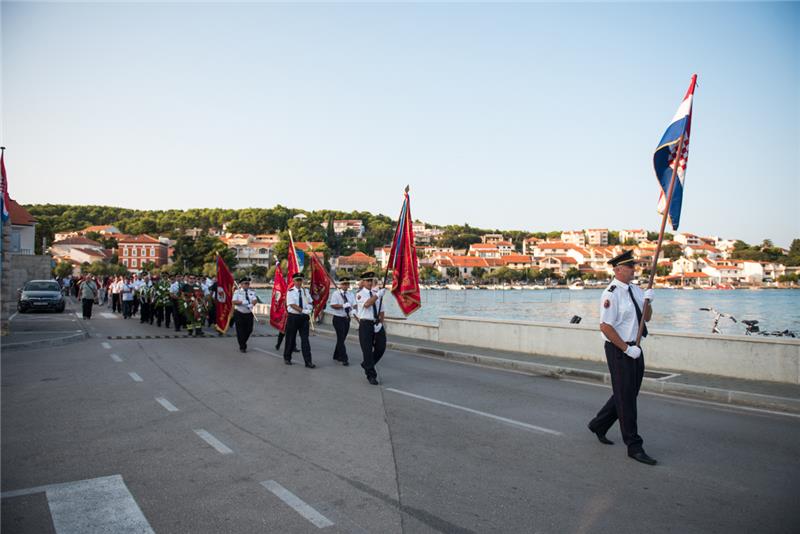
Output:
[603, 299, 611, 308]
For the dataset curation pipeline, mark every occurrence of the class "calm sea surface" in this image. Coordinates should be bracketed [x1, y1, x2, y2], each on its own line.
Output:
[254, 288, 800, 336]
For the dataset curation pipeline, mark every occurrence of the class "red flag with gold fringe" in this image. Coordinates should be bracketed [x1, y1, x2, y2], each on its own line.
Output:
[269, 261, 288, 332]
[214, 254, 235, 334]
[386, 187, 421, 315]
[308, 251, 333, 320]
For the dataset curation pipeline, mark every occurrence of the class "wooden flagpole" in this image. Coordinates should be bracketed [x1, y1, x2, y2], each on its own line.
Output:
[635, 133, 685, 346]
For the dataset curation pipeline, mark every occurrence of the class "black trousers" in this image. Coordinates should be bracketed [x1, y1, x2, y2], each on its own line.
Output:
[140, 301, 150, 323]
[154, 306, 165, 327]
[164, 304, 172, 328]
[112, 293, 121, 313]
[122, 300, 133, 319]
[234, 311, 254, 350]
[332, 315, 351, 362]
[172, 299, 183, 331]
[283, 314, 312, 365]
[133, 296, 139, 316]
[588, 342, 645, 453]
[358, 320, 386, 380]
[82, 298, 94, 319]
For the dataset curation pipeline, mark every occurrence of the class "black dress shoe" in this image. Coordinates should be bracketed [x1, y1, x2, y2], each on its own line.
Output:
[628, 451, 657, 465]
[293, 348, 300, 353]
[342, 361, 349, 366]
[275, 343, 281, 350]
[305, 363, 316, 369]
[367, 377, 379, 385]
[239, 348, 247, 353]
[284, 360, 292, 365]
[587, 424, 614, 445]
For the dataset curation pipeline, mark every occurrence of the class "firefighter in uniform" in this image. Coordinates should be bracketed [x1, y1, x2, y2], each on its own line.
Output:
[355, 271, 386, 385]
[587, 249, 657, 466]
[329, 276, 355, 365]
[283, 273, 314, 368]
[181, 274, 207, 337]
[232, 277, 258, 353]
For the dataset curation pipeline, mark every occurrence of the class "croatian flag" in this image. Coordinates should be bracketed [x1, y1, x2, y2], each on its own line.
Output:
[654, 74, 697, 230]
[1, 151, 9, 223]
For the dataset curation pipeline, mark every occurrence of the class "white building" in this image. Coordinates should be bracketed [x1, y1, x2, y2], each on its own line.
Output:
[674, 232, 703, 246]
[481, 234, 504, 244]
[331, 220, 365, 237]
[585, 228, 609, 246]
[7, 199, 37, 255]
[620, 229, 648, 244]
[522, 237, 541, 255]
[560, 231, 586, 246]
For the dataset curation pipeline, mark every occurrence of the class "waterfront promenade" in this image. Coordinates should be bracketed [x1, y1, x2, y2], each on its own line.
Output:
[2, 299, 799, 533]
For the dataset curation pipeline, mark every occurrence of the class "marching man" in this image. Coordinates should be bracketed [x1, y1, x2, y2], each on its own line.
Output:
[232, 277, 258, 353]
[355, 271, 386, 385]
[284, 273, 315, 368]
[329, 276, 356, 366]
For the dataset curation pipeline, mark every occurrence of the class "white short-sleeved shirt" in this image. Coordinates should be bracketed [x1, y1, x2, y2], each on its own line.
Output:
[600, 279, 646, 343]
[232, 287, 257, 314]
[329, 289, 356, 318]
[355, 287, 383, 321]
[121, 283, 134, 301]
[286, 287, 312, 315]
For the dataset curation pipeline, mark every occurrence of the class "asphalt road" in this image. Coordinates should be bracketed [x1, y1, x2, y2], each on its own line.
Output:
[2, 310, 799, 533]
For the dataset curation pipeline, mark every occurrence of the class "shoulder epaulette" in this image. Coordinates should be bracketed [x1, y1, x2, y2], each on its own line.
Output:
[607, 285, 617, 293]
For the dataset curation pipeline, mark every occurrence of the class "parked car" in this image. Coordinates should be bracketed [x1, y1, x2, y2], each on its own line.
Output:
[17, 280, 65, 313]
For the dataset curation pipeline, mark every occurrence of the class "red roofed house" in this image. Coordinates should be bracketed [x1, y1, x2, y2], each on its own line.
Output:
[335, 252, 377, 273]
[468, 243, 501, 258]
[7, 199, 37, 254]
[502, 254, 535, 270]
[50, 236, 107, 263]
[434, 255, 502, 279]
[82, 225, 120, 235]
[118, 234, 168, 272]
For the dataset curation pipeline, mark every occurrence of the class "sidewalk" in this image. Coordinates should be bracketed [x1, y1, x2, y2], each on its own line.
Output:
[313, 322, 800, 415]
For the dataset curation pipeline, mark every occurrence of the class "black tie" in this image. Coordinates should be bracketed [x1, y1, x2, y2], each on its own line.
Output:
[342, 291, 349, 317]
[244, 289, 248, 304]
[628, 286, 648, 338]
[298, 289, 303, 310]
[373, 291, 379, 321]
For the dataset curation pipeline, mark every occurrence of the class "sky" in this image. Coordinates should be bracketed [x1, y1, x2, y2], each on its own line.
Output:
[2, 1, 798, 247]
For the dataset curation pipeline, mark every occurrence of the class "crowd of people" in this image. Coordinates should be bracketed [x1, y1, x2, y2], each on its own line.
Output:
[57, 272, 222, 333]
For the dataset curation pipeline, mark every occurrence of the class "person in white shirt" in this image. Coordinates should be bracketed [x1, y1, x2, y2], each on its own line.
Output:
[587, 249, 656, 466]
[231, 277, 258, 353]
[329, 277, 356, 366]
[121, 277, 135, 319]
[284, 273, 314, 368]
[111, 276, 123, 313]
[354, 271, 387, 385]
[169, 274, 184, 332]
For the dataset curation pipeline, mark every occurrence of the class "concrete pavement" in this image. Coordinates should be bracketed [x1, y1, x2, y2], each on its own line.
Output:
[2, 309, 799, 533]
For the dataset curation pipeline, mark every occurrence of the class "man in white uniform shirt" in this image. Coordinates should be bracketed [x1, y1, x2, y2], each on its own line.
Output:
[169, 274, 184, 332]
[355, 271, 387, 385]
[232, 277, 258, 353]
[284, 273, 315, 368]
[587, 250, 656, 466]
[329, 277, 356, 366]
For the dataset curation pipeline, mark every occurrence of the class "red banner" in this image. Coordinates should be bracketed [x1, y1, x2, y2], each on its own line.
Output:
[308, 252, 332, 320]
[214, 254, 235, 334]
[286, 233, 301, 282]
[387, 189, 421, 315]
[269, 261, 288, 332]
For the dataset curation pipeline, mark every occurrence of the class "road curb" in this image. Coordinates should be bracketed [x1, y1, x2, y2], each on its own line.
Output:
[1, 331, 90, 352]
[315, 327, 800, 415]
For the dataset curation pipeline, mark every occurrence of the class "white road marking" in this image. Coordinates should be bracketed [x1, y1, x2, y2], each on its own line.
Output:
[9, 311, 18, 321]
[253, 347, 282, 359]
[128, 372, 143, 382]
[1, 474, 155, 533]
[155, 397, 179, 412]
[193, 429, 233, 454]
[75, 312, 82, 319]
[385, 388, 562, 436]
[101, 342, 111, 349]
[100, 312, 117, 319]
[261, 480, 334, 528]
[110, 354, 123, 363]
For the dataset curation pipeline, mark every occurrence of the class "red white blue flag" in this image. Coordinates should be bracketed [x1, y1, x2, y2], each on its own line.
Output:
[387, 188, 421, 316]
[654, 74, 697, 230]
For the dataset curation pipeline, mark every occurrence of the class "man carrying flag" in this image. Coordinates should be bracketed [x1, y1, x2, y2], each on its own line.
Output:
[231, 277, 258, 353]
[588, 75, 697, 467]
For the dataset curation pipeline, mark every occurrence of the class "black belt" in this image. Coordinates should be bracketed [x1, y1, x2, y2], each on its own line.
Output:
[359, 319, 375, 323]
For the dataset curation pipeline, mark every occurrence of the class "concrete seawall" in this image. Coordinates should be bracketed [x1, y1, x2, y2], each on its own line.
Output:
[379, 315, 800, 385]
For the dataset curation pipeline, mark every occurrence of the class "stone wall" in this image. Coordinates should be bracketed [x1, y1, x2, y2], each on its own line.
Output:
[1, 252, 54, 320]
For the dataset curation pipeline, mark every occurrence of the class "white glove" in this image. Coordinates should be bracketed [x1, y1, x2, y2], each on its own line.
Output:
[376, 288, 386, 298]
[643, 289, 655, 301]
[303, 306, 313, 315]
[624, 345, 642, 359]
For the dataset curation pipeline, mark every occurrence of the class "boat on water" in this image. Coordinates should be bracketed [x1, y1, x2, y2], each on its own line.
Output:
[568, 281, 585, 291]
[446, 283, 466, 291]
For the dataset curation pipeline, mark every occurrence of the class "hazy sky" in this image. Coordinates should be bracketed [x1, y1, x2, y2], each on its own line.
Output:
[2, 2, 798, 246]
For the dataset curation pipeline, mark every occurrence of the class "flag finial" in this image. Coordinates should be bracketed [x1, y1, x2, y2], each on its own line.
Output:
[404, 185, 410, 193]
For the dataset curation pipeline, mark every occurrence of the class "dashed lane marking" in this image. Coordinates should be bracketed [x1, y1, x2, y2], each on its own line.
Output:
[101, 342, 111, 349]
[261, 480, 334, 529]
[193, 429, 233, 454]
[155, 397, 179, 412]
[385, 388, 563, 436]
[110, 354, 122, 363]
[128, 372, 143, 382]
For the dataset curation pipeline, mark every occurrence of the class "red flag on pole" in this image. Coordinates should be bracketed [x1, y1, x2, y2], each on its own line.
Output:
[269, 260, 288, 332]
[308, 251, 333, 321]
[214, 254, 235, 334]
[286, 231, 301, 282]
[386, 187, 421, 316]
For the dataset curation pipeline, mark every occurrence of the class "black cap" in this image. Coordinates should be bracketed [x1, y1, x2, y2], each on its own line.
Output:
[338, 276, 351, 283]
[608, 249, 636, 267]
[292, 273, 304, 280]
[239, 277, 251, 283]
[360, 271, 376, 280]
